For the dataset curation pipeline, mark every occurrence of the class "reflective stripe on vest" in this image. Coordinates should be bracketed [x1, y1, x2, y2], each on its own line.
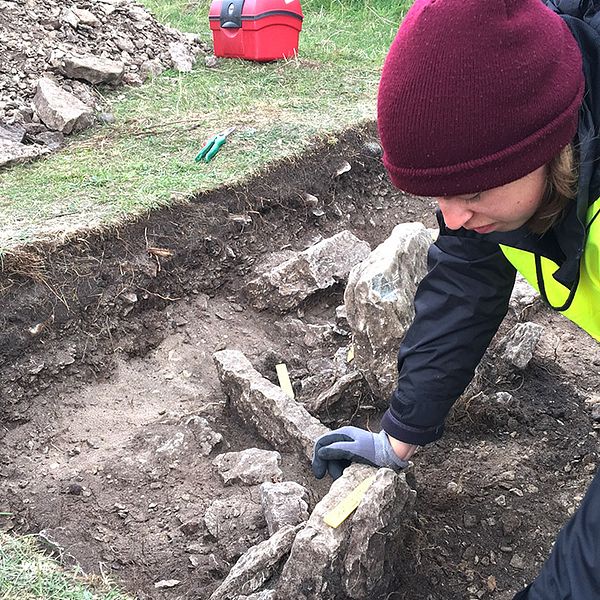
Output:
[499, 198, 600, 342]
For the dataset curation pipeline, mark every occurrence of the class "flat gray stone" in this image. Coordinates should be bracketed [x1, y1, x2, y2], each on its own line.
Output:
[0, 139, 49, 168]
[344, 223, 432, 400]
[209, 524, 302, 600]
[260, 481, 309, 535]
[71, 7, 100, 26]
[237, 592, 276, 600]
[247, 231, 371, 311]
[213, 350, 328, 460]
[59, 53, 125, 85]
[305, 371, 363, 414]
[213, 449, 283, 486]
[0, 124, 25, 144]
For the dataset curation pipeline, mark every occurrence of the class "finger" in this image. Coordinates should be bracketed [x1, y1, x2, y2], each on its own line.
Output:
[317, 441, 359, 462]
[314, 432, 353, 453]
[328, 459, 350, 480]
[311, 453, 328, 479]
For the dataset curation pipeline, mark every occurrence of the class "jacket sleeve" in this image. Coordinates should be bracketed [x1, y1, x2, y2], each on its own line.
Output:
[381, 216, 517, 445]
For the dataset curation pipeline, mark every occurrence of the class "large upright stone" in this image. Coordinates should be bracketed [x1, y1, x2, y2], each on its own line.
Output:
[276, 464, 416, 599]
[33, 78, 94, 134]
[209, 524, 302, 600]
[344, 223, 432, 400]
[214, 350, 328, 460]
[247, 231, 371, 311]
[59, 53, 125, 85]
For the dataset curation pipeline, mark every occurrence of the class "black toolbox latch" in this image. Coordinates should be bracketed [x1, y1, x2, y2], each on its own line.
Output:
[220, 0, 245, 28]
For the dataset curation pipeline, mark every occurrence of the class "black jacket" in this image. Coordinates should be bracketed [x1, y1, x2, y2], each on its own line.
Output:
[382, 0, 600, 446]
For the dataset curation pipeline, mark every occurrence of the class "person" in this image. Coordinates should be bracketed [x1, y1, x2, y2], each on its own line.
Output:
[311, 0, 600, 598]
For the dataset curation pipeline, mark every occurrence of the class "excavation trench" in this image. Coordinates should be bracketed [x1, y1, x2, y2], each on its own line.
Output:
[1, 124, 599, 600]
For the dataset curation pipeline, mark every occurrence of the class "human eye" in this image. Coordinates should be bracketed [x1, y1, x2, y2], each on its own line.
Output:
[464, 192, 482, 203]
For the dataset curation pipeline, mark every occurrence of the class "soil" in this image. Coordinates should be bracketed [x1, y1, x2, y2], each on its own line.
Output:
[1, 122, 599, 600]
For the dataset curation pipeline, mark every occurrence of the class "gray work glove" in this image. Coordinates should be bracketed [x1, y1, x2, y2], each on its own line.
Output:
[312, 426, 409, 480]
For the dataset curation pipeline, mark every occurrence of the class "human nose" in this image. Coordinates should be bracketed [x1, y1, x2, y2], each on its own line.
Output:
[436, 197, 474, 230]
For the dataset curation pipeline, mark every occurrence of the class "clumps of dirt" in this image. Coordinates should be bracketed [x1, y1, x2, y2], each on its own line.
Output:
[0, 0, 206, 158]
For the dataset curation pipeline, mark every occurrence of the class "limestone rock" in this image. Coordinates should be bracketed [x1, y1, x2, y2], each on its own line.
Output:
[34, 131, 65, 150]
[213, 350, 328, 460]
[260, 481, 309, 534]
[510, 274, 540, 313]
[209, 524, 302, 600]
[169, 41, 194, 72]
[140, 58, 165, 81]
[237, 592, 276, 600]
[247, 231, 371, 311]
[186, 416, 223, 456]
[71, 7, 100, 27]
[33, 78, 94, 134]
[0, 0, 204, 144]
[274, 318, 334, 348]
[60, 7, 80, 28]
[276, 464, 416, 599]
[344, 223, 432, 400]
[152, 416, 221, 458]
[304, 370, 364, 415]
[59, 53, 125, 85]
[0, 124, 25, 144]
[204, 497, 268, 561]
[213, 449, 283, 486]
[361, 140, 382, 158]
[0, 139, 49, 168]
[499, 322, 544, 369]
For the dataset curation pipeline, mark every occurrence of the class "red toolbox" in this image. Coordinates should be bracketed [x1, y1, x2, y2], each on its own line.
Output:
[209, 0, 303, 62]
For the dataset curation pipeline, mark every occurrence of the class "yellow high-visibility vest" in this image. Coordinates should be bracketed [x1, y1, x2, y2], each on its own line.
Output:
[500, 198, 600, 341]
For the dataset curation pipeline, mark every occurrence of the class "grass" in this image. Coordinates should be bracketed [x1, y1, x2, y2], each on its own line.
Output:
[0, 0, 410, 251]
[0, 533, 131, 600]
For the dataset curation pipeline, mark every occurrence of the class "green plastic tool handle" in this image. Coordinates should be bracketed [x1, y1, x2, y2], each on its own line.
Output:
[204, 134, 227, 162]
[195, 138, 213, 162]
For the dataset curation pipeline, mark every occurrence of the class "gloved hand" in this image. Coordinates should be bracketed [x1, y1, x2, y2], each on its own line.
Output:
[312, 426, 409, 480]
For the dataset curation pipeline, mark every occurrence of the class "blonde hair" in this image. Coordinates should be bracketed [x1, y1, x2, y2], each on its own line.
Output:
[527, 143, 578, 234]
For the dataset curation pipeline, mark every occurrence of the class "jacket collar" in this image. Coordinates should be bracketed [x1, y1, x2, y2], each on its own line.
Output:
[485, 7, 600, 288]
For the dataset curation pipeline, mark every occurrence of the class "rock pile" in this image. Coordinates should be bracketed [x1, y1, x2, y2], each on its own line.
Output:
[211, 349, 417, 600]
[206, 222, 549, 599]
[0, 0, 206, 166]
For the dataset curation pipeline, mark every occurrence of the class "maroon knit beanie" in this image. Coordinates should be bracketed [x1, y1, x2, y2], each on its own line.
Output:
[378, 0, 584, 196]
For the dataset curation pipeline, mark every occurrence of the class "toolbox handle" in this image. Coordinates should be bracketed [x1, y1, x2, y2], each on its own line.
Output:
[220, 0, 245, 28]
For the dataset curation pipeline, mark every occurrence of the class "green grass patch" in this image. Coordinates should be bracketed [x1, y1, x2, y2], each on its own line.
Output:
[0, 533, 131, 600]
[0, 0, 411, 250]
